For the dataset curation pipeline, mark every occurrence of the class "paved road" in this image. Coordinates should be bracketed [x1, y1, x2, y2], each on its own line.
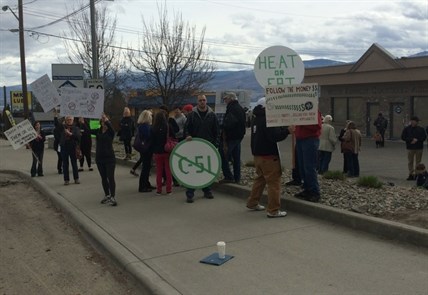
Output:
[1, 138, 427, 294]
[240, 128, 428, 187]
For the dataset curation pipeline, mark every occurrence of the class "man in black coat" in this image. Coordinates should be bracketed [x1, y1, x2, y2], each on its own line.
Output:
[183, 95, 219, 203]
[219, 92, 247, 184]
[246, 98, 293, 218]
[401, 116, 427, 180]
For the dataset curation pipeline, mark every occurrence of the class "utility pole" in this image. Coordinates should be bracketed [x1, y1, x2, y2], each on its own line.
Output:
[18, 0, 29, 119]
[90, 0, 99, 79]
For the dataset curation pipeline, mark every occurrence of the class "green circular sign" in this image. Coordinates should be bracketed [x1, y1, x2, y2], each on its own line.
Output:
[169, 138, 221, 189]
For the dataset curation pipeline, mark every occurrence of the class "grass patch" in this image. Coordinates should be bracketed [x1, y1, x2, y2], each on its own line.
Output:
[357, 176, 383, 188]
[322, 170, 346, 180]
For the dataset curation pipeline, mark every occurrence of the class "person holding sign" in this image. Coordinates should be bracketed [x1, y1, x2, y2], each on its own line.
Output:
[294, 111, 322, 202]
[183, 95, 220, 203]
[95, 114, 117, 206]
[28, 121, 46, 177]
[246, 98, 292, 218]
[55, 112, 81, 185]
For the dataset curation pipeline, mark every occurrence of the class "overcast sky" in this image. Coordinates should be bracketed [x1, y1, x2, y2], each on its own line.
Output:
[0, 0, 427, 86]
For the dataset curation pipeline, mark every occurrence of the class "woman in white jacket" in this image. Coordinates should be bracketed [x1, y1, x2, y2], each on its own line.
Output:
[318, 115, 337, 174]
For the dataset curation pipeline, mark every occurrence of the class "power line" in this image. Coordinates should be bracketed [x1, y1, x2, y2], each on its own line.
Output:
[23, 29, 255, 67]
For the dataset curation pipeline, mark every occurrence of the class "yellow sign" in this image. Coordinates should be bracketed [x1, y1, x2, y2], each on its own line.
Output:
[10, 91, 32, 111]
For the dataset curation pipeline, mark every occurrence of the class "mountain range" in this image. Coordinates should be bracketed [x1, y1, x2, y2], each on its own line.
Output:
[1, 54, 427, 106]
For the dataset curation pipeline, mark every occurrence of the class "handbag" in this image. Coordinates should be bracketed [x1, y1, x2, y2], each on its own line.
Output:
[75, 145, 83, 160]
[341, 130, 354, 153]
[133, 132, 150, 153]
[164, 125, 178, 153]
[341, 141, 353, 153]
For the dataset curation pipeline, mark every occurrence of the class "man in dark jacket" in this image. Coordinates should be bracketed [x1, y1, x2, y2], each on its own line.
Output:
[219, 92, 246, 183]
[183, 94, 219, 203]
[373, 112, 388, 147]
[401, 116, 427, 180]
[246, 98, 293, 218]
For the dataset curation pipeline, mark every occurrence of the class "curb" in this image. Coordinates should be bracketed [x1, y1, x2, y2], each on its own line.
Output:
[3, 169, 180, 295]
[212, 182, 428, 248]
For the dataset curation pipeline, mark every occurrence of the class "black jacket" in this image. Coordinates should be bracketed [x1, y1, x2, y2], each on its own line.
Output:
[95, 121, 116, 163]
[57, 121, 81, 151]
[29, 130, 46, 152]
[119, 116, 135, 141]
[184, 106, 219, 146]
[223, 100, 246, 141]
[152, 122, 177, 154]
[251, 105, 289, 156]
[401, 125, 427, 150]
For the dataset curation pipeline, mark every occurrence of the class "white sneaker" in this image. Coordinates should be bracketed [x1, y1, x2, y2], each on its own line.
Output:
[109, 197, 117, 206]
[247, 204, 265, 211]
[100, 195, 110, 204]
[267, 211, 287, 218]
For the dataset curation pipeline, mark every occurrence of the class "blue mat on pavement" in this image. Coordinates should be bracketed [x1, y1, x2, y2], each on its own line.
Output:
[200, 253, 234, 266]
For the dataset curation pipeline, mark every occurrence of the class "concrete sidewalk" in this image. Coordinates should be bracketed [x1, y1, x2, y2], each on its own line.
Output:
[1, 139, 428, 295]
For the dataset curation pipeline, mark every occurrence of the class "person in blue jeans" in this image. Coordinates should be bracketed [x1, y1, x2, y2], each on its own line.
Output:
[294, 111, 322, 202]
[183, 95, 219, 203]
[219, 92, 246, 183]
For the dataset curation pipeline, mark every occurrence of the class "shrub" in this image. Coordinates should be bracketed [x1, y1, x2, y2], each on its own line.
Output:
[357, 176, 383, 188]
[322, 170, 346, 180]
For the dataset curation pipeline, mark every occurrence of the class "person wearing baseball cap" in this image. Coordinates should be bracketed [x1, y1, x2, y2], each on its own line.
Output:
[401, 115, 426, 180]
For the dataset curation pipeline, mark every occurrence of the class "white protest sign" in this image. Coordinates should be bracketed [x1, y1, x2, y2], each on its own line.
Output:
[254, 46, 305, 87]
[170, 139, 221, 189]
[4, 119, 37, 150]
[30, 74, 61, 112]
[265, 83, 319, 127]
[60, 88, 104, 119]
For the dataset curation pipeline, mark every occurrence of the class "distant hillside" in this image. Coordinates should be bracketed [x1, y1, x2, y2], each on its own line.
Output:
[1, 52, 425, 104]
[409, 51, 428, 57]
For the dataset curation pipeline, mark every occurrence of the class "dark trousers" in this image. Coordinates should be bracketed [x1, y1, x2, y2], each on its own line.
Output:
[123, 139, 132, 155]
[79, 147, 92, 168]
[96, 161, 116, 197]
[139, 152, 153, 191]
[345, 152, 360, 177]
[56, 150, 62, 173]
[61, 147, 79, 181]
[318, 151, 332, 174]
[219, 139, 242, 182]
[31, 149, 44, 176]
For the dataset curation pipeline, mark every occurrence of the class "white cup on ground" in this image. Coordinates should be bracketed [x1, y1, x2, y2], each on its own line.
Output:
[217, 241, 226, 259]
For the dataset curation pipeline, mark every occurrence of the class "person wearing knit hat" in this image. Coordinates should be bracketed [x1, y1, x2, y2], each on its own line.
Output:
[318, 114, 337, 174]
[182, 104, 194, 116]
[219, 92, 246, 184]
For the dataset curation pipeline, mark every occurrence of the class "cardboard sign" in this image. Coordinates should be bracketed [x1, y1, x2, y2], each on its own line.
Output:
[60, 88, 104, 119]
[30, 74, 61, 112]
[265, 83, 319, 127]
[254, 46, 305, 88]
[170, 139, 221, 189]
[4, 119, 37, 150]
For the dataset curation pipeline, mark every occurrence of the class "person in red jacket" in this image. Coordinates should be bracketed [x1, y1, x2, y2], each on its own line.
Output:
[294, 111, 322, 202]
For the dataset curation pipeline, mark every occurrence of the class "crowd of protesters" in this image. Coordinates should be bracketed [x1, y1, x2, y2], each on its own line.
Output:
[25, 94, 428, 213]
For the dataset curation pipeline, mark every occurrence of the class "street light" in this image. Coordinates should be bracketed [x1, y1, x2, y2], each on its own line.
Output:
[2, 1, 29, 119]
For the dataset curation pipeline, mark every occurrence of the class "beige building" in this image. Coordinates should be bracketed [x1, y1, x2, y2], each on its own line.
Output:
[304, 43, 428, 139]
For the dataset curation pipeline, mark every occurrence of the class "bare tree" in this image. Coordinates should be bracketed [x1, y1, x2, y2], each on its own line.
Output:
[62, 1, 128, 100]
[129, 4, 215, 109]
